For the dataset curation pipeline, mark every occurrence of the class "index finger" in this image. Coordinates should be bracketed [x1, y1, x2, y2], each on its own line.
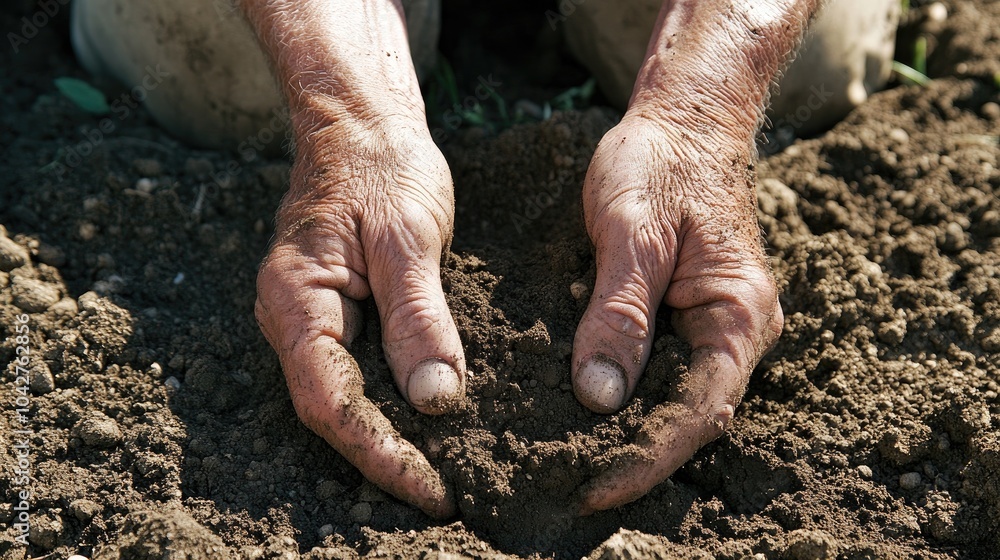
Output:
[580, 258, 782, 514]
[285, 335, 456, 518]
[578, 346, 743, 515]
[256, 250, 455, 518]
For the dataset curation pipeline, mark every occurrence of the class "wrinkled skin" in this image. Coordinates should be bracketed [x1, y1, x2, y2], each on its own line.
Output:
[245, 0, 819, 517]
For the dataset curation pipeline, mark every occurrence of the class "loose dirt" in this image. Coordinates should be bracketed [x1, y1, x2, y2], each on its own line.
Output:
[1, 0, 998, 558]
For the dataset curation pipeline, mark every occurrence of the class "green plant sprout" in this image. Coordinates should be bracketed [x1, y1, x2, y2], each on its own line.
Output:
[892, 61, 930, 86]
[54, 77, 110, 115]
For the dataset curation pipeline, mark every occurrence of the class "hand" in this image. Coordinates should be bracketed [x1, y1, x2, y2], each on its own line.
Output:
[254, 115, 466, 518]
[572, 114, 783, 514]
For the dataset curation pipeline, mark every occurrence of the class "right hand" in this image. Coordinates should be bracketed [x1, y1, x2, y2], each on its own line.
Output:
[254, 114, 466, 518]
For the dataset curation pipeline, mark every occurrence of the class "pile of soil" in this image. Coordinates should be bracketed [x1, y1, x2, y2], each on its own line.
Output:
[1, 0, 999, 558]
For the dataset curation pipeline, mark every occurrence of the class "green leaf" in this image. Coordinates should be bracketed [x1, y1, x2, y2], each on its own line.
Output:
[892, 62, 930, 86]
[54, 77, 110, 114]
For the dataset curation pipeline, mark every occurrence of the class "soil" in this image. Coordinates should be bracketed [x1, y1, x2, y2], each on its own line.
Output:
[1, 0, 999, 559]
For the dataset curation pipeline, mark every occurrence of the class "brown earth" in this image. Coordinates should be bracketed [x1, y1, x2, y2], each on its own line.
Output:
[1, 0, 999, 558]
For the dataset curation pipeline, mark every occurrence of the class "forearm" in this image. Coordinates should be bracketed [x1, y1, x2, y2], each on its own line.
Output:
[237, 0, 424, 139]
[629, 0, 822, 144]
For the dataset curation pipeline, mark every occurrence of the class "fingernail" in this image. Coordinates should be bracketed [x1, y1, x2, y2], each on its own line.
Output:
[407, 359, 463, 413]
[574, 355, 627, 414]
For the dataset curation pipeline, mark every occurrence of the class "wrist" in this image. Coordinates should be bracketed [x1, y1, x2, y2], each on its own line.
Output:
[627, 0, 821, 147]
[619, 101, 755, 169]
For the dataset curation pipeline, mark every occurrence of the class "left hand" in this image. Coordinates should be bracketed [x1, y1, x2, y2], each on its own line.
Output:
[571, 113, 784, 514]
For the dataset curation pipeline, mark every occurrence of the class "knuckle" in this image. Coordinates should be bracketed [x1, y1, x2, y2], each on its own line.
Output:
[595, 295, 652, 342]
[381, 282, 448, 345]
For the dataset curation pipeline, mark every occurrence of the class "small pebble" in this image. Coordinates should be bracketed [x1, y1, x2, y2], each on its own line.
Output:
[12, 275, 60, 313]
[68, 556, 90, 560]
[926, 2, 947, 22]
[29, 362, 55, 394]
[349, 502, 373, 524]
[135, 178, 157, 193]
[857, 465, 873, 479]
[318, 524, 335, 538]
[168, 354, 186, 370]
[50, 297, 78, 319]
[942, 222, 967, 251]
[73, 413, 123, 448]
[164, 376, 181, 390]
[888, 128, 909, 144]
[784, 529, 839, 560]
[569, 281, 589, 301]
[0, 235, 30, 271]
[38, 243, 66, 268]
[982, 102, 1000, 121]
[79, 222, 98, 241]
[899, 472, 922, 490]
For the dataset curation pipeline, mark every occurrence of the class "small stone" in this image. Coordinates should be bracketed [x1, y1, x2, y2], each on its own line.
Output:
[570, 281, 589, 301]
[12, 275, 61, 313]
[78, 291, 102, 313]
[135, 178, 157, 193]
[168, 354, 186, 370]
[50, 297, 79, 319]
[73, 413, 123, 448]
[784, 529, 839, 560]
[899, 472, 922, 490]
[888, 128, 909, 144]
[349, 502, 373, 524]
[318, 524, 335, 539]
[79, 222, 98, 241]
[36, 242, 66, 267]
[185, 157, 215, 178]
[132, 158, 163, 176]
[0, 234, 30, 271]
[69, 499, 102, 522]
[941, 222, 967, 252]
[982, 102, 1000, 121]
[29, 362, 55, 394]
[856, 465, 873, 479]
[926, 2, 947, 22]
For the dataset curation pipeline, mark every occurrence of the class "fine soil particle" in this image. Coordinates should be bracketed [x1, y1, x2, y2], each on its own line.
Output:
[1, 0, 999, 558]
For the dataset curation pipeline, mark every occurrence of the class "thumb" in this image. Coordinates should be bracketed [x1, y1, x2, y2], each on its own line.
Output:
[571, 219, 678, 413]
[364, 199, 467, 415]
